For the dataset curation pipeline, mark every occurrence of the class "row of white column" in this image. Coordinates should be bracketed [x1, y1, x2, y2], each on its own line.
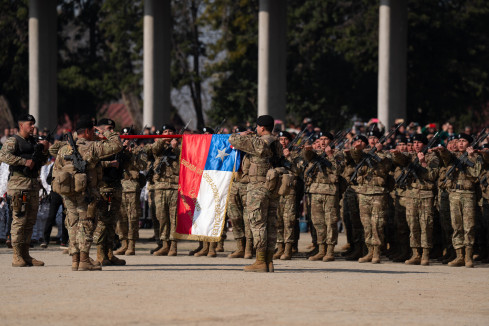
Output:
[28, 0, 405, 129]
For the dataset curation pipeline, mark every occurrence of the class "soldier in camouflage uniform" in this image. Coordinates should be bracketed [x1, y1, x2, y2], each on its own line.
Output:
[113, 127, 148, 256]
[347, 133, 393, 264]
[391, 134, 440, 265]
[53, 117, 122, 271]
[151, 125, 180, 257]
[303, 132, 344, 262]
[93, 119, 126, 266]
[229, 115, 282, 272]
[435, 133, 482, 268]
[0, 114, 49, 267]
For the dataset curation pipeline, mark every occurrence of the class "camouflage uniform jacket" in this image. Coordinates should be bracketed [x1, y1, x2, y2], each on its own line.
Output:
[478, 151, 489, 200]
[439, 149, 482, 193]
[121, 146, 148, 193]
[151, 140, 180, 190]
[0, 135, 48, 190]
[349, 148, 393, 194]
[303, 148, 344, 195]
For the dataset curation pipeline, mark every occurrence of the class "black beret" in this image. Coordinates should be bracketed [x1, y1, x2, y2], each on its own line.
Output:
[234, 126, 245, 133]
[18, 114, 36, 123]
[318, 131, 334, 140]
[76, 116, 94, 130]
[353, 135, 368, 144]
[447, 135, 456, 142]
[97, 118, 115, 128]
[161, 124, 176, 132]
[412, 134, 428, 145]
[395, 135, 407, 144]
[202, 127, 215, 134]
[481, 143, 489, 150]
[406, 137, 413, 144]
[278, 131, 292, 141]
[256, 115, 274, 128]
[366, 130, 382, 139]
[122, 126, 135, 135]
[457, 133, 473, 143]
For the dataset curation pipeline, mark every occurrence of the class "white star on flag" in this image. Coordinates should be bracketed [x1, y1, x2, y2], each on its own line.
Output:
[216, 148, 230, 161]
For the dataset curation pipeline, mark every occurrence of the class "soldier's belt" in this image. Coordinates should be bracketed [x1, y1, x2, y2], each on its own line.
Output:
[10, 171, 36, 178]
[452, 184, 474, 191]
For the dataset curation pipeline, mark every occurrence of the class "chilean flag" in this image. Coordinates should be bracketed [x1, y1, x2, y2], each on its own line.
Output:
[174, 134, 241, 241]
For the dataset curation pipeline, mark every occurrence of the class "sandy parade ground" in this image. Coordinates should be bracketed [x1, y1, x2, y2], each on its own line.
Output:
[0, 229, 488, 326]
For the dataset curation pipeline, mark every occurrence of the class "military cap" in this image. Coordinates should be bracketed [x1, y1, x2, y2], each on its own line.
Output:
[318, 131, 334, 140]
[278, 131, 292, 141]
[18, 114, 36, 123]
[97, 118, 115, 128]
[256, 115, 274, 128]
[481, 143, 489, 150]
[366, 129, 382, 139]
[395, 135, 407, 144]
[412, 134, 428, 145]
[353, 135, 368, 144]
[76, 116, 94, 130]
[122, 126, 135, 135]
[161, 124, 176, 132]
[202, 127, 215, 134]
[447, 135, 456, 142]
[457, 133, 473, 143]
[406, 137, 413, 144]
[234, 126, 245, 133]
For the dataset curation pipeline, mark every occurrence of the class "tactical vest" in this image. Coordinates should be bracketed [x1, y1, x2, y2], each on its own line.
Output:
[248, 135, 275, 183]
[10, 135, 39, 177]
[101, 153, 123, 187]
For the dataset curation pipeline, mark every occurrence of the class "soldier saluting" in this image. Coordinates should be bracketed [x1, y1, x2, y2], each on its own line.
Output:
[0, 114, 49, 267]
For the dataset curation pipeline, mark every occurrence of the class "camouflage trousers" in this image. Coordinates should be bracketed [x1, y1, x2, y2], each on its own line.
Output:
[62, 193, 100, 254]
[405, 196, 434, 248]
[358, 193, 387, 246]
[8, 186, 39, 245]
[154, 189, 178, 241]
[311, 193, 339, 245]
[118, 191, 141, 241]
[276, 194, 296, 244]
[227, 181, 251, 240]
[246, 184, 277, 252]
[344, 188, 363, 245]
[94, 188, 122, 247]
[449, 191, 476, 249]
[394, 194, 410, 248]
[147, 189, 160, 240]
[437, 189, 453, 249]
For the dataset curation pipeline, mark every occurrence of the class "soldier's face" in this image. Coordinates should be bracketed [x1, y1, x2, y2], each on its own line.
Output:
[353, 139, 366, 150]
[368, 137, 379, 147]
[407, 143, 413, 152]
[279, 137, 290, 148]
[396, 142, 407, 152]
[413, 140, 425, 153]
[162, 129, 174, 135]
[448, 140, 457, 151]
[19, 121, 35, 136]
[458, 139, 469, 151]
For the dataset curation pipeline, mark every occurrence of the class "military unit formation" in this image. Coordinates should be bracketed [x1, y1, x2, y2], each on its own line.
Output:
[1, 113, 488, 273]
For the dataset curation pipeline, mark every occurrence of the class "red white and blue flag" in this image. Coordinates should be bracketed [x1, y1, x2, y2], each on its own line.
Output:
[174, 134, 241, 241]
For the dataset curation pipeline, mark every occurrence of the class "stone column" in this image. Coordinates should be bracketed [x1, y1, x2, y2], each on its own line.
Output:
[144, 0, 171, 128]
[29, 0, 57, 129]
[258, 0, 286, 122]
[378, 0, 407, 129]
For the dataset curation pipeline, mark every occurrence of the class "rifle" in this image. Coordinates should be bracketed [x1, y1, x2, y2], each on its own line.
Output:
[214, 119, 226, 134]
[63, 132, 87, 173]
[350, 123, 404, 184]
[22, 125, 58, 178]
[287, 127, 307, 151]
[395, 132, 440, 187]
[154, 120, 190, 174]
[443, 128, 488, 184]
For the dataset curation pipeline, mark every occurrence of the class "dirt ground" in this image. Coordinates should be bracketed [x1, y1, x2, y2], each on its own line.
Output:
[0, 229, 488, 326]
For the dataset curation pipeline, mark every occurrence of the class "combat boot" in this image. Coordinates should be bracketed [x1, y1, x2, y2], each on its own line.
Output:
[292, 243, 298, 254]
[442, 246, 456, 264]
[97, 245, 112, 266]
[168, 241, 178, 256]
[308, 244, 326, 261]
[125, 240, 136, 255]
[208, 242, 217, 257]
[72, 253, 80, 271]
[421, 248, 430, 266]
[150, 240, 163, 254]
[22, 244, 44, 266]
[228, 238, 245, 258]
[358, 245, 373, 263]
[244, 239, 253, 259]
[216, 239, 225, 252]
[393, 245, 411, 262]
[448, 248, 465, 267]
[405, 248, 421, 265]
[189, 241, 203, 256]
[79, 252, 102, 271]
[465, 247, 474, 268]
[194, 242, 209, 257]
[244, 251, 268, 273]
[273, 243, 285, 259]
[153, 241, 170, 256]
[323, 245, 335, 262]
[306, 244, 319, 258]
[371, 246, 381, 264]
[12, 244, 28, 267]
[114, 240, 128, 255]
[280, 243, 293, 260]
[341, 243, 354, 257]
[345, 242, 363, 261]
[107, 248, 126, 266]
[266, 250, 274, 272]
